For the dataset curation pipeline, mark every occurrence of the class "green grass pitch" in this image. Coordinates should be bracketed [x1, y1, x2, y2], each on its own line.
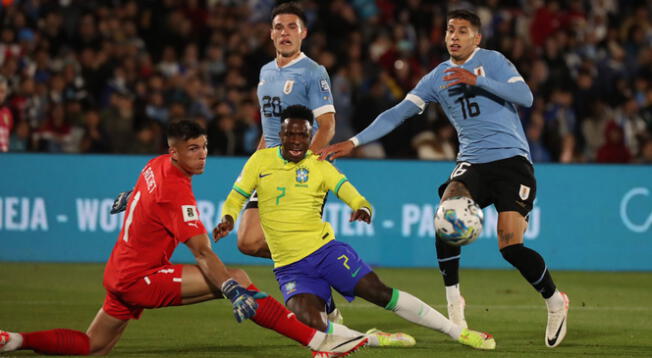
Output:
[1, 263, 651, 357]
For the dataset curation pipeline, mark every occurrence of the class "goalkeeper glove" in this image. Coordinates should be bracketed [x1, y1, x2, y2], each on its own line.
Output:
[221, 279, 266, 323]
[110, 190, 132, 214]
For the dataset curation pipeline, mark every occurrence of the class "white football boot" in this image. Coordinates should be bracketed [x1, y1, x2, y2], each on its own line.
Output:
[545, 291, 570, 347]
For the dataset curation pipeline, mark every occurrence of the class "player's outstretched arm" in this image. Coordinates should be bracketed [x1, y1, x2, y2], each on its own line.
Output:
[318, 99, 421, 160]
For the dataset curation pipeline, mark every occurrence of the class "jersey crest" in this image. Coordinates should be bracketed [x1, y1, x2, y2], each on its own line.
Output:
[296, 168, 309, 183]
[284, 281, 297, 294]
[473, 66, 485, 77]
[283, 80, 295, 94]
[519, 184, 531, 200]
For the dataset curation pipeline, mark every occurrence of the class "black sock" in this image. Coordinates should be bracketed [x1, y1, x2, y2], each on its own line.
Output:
[436, 234, 461, 286]
[500, 244, 557, 298]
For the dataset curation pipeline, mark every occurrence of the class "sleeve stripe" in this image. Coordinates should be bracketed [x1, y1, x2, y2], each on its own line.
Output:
[233, 185, 251, 198]
[405, 94, 426, 112]
[313, 104, 335, 118]
[507, 76, 525, 83]
[349, 136, 360, 147]
[334, 178, 348, 196]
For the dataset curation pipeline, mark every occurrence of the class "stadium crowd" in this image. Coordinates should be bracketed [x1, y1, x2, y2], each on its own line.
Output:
[0, 0, 651, 163]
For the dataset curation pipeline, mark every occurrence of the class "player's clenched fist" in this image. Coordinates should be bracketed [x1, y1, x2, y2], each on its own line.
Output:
[213, 215, 234, 242]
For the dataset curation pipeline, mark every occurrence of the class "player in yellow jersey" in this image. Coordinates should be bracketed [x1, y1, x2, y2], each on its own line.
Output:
[213, 105, 496, 351]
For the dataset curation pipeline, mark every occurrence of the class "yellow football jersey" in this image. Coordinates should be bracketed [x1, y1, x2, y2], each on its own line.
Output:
[222, 147, 371, 267]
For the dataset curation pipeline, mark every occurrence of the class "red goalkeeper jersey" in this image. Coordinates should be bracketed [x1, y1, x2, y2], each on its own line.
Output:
[104, 154, 206, 292]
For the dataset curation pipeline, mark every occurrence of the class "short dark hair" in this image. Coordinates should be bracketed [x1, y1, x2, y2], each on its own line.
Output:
[271, 2, 307, 26]
[281, 104, 314, 126]
[167, 119, 206, 142]
[447, 9, 481, 31]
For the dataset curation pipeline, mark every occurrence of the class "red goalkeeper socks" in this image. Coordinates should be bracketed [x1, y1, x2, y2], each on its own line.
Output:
[247, 283, 316, 346]
[21, 329, 90, 355]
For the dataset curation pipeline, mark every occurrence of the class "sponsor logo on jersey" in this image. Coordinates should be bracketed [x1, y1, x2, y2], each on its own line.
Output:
[296, 168, 309, 183]
[473, 66, 485, 77]
[283, 80, 295, 94]
[319, 79, 330, 92]
[519, 184, 531, 200]
[182, 205, 199, 222]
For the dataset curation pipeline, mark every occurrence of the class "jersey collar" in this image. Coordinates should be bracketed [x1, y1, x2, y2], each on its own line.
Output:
[276, 52, 307, 69]
[448, 47, 480, 67]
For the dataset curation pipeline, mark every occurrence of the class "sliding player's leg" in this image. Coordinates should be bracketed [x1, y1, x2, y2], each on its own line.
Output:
[0, 302, 129, 355]
[354, 270, 494, 350]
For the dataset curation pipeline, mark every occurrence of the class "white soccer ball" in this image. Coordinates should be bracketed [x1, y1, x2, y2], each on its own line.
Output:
[434, 196, 484, 246]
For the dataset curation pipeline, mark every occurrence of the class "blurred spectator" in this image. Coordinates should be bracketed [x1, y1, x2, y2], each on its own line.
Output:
[34, 103, 73, 152]
[208, 114, 239, 156]
[128, 122, 162, 154]
[411, 120, 457, 161]
[614, 97, 646, 156]
[0, 76, 12, 152]
[527, 112, 552, 163]
[636, 138, 652, 164]
[9, 120, 31, 152]
[581, 100, 610, 161]
[102, 91, 135, 153]
[79, 109, 111, 153]
[543, 88, 576, 162]
[596, 120, 631, 163]
[0, 0, 648, 163]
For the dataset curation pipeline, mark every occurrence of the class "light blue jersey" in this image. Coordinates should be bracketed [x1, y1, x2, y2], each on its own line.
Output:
[354, 48, 533, 164]
[257, 53, 335, 147]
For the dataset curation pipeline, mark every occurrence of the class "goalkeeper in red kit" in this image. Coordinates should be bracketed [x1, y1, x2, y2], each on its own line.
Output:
[0, 120, 366, 357]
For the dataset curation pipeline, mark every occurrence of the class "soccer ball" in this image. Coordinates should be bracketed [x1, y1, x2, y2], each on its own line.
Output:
[434, 196, 484, 246]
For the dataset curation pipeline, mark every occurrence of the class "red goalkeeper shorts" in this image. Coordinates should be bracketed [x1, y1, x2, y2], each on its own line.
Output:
[102, 264, 184, 320]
